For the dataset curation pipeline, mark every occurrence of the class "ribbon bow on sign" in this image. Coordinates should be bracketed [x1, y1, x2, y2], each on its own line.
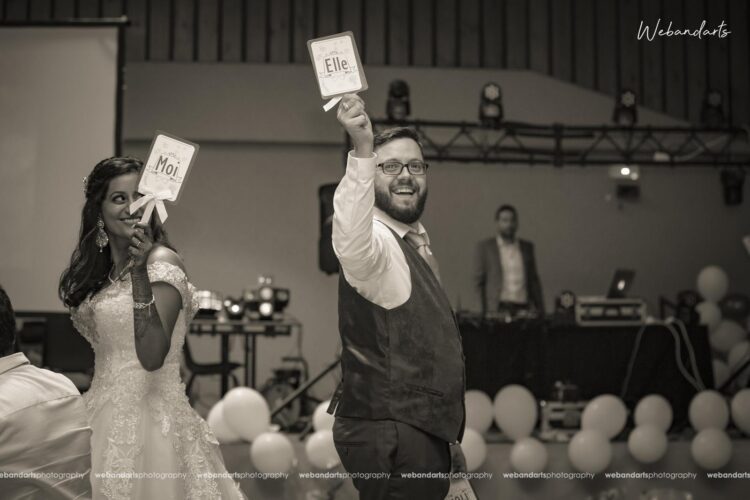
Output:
[129, 190, 172, 224]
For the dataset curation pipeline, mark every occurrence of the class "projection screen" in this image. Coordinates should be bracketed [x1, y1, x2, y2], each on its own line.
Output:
[0, 25, 122, 311]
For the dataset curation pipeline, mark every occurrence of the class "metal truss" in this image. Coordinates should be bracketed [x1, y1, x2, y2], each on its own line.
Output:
[362, 119, 750, 167]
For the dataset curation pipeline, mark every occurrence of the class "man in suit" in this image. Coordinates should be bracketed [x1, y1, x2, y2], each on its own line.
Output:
[474, 204, 545, 316]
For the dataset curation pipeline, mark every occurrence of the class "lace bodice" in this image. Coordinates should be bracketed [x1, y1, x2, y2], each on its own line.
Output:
[69, 261, 243, 500]
[71, 261, 199, 415]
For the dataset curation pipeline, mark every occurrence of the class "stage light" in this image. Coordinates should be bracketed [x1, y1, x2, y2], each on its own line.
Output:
[701, 89, 725, 128]
[224, 297, 245, 320]
[479, 82, 503, 128]
[195, 290, 224, 319]
[612, 89, 637, 126]
[258, 302, 274, 318]
[386, 79, 410, 121]
[720, 167, 746, 206]
[258, 285, 274, 301]
[609, 165, 641, 202]
[244, 275, 291, 320]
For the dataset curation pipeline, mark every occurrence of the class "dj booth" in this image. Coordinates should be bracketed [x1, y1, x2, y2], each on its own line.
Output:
[459, 316, 713, 427]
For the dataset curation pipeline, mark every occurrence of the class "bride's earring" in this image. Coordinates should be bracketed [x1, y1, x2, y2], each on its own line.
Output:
[95, 216, 109, 252]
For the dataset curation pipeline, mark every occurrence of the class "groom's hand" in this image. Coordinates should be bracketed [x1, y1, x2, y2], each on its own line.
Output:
[336, 94, 373, 158]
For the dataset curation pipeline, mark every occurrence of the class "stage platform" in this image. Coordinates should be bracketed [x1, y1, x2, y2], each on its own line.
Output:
[220, 434, 750, 499]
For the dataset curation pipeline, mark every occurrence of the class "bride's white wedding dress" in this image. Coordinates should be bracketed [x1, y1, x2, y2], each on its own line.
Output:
[72, 261, 246, 499]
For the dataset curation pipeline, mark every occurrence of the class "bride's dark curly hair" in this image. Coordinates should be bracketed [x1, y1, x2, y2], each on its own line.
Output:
[59, 157, 175, 308]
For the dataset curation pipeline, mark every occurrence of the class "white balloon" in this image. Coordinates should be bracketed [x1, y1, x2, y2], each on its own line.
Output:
[712, 359, 730, 388]
[581, 394, 628, 439]
[207, 400, 242, 443]
[696, 301, 722, 332]
[460, 428, 487, 472]
[249, 432, 296, 473]
[510, 437, 548, 473]
[493, 385, 537, 440]
[568, 430, 612, 474]
[688, 390, 729, 430]
[312, 400, 335, 432]
[696, 266, 729, 303]
[223, 387, 271, 441]
[634, 394, 673, 432]
[691, 428, 732, 470]
[728, 341, 750, 370]
[305, 430, 340, 469]
[731, 389, 750, 436]
[465, 390, 494, 433]
[710, 320, 747, 353]
[627, 425, 668, 464]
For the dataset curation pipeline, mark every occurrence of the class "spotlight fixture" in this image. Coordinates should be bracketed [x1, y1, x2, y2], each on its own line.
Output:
[244, 275, 291, 320]
[720, 167, 746, 206]
[386, 79, 410, 122]
[223, 297, 245, 320]
[609, 165, 641, 202]
[479, 82, 503, 128]
[701, 89, 725, 128]
[195, 290, 224, 319]
[612, 88, 637, 126]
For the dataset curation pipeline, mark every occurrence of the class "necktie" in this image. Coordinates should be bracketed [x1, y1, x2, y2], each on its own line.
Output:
[404, 230, 441, 282]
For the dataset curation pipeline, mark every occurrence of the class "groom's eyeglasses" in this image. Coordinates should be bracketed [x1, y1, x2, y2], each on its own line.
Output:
[376, 161, 429, 176]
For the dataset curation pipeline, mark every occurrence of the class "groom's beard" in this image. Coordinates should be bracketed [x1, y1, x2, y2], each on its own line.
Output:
[374, 179, 428, 224]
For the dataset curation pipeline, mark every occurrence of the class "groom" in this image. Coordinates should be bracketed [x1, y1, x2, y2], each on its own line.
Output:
[328, 94, 466, 499]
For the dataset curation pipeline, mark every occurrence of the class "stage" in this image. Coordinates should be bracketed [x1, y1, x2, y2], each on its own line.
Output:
[220, 433, 750, 500]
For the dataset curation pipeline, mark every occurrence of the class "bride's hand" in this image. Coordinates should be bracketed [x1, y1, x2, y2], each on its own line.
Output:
[128, 223, 154, 269]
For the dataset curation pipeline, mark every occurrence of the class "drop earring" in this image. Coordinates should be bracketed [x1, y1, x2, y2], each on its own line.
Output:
[95, 216, 109, 252]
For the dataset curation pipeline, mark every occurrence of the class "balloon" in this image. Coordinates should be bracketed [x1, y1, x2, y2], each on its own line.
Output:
[305, 430, 340, 469]
[312, 400, 335, 432]
[691, 428, 732, 470]
[627, 425, 668, 464]
[709, 320, 747, 353]
[688, 390, 729, 430]
[510, 437, 548, 473]
[696, 301, 722, 332]
[728, 341, 750, 370]
[460, 428, 487, 472]
[696, 266, 729, 303]
[581, 394, 628, 439]
[568, 430, 612, 474]
[731, 389, 750, 436]
[223, 387, 271, 441]
[493, 385, 538, 440]
[207, 400, 242, 443]
[712, 359, 730, 388]
[634, 394, 673, 432]
[249, 432, 296, 473]
[465, 390, 494, 433]
[720, 293, 750, 323]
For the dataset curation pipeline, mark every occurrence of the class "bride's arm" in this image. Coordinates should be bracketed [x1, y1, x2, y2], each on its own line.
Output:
[129, 224, 183, 372]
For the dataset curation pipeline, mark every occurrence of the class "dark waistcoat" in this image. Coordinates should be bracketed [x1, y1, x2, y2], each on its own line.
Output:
[333, 225, 466, 443]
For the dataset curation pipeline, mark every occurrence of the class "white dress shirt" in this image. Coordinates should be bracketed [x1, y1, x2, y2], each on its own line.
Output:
[496, 236, 528, 304]
[332, 151, 431, 310]
[0, 352, 92, 499]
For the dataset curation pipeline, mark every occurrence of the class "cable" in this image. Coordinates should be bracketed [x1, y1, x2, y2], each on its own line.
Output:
[620, 324, 647, 400]
[670, 318, 707, 390]
[665, 323, 703, 392]
[620, 319, 705, 400]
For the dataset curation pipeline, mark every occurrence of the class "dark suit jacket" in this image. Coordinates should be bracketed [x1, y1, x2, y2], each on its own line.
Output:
[474, 237, 545, 314]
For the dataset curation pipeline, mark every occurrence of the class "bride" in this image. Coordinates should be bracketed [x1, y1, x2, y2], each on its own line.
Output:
[59, 157, 246, 499]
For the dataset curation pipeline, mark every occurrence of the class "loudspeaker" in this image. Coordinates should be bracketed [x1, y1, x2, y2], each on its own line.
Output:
[318, 183, 339, 274]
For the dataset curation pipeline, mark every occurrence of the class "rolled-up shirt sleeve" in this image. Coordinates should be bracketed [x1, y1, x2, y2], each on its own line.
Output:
[332, 151, 391, 282]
